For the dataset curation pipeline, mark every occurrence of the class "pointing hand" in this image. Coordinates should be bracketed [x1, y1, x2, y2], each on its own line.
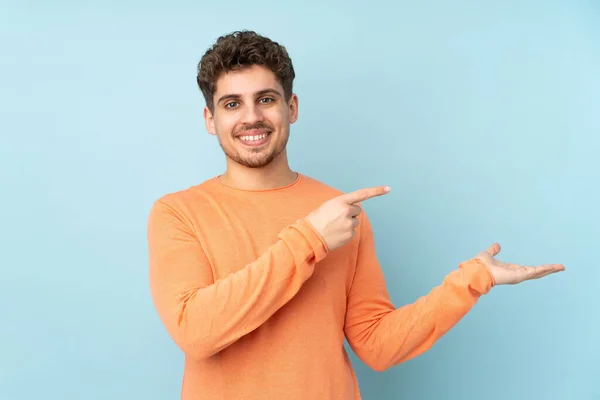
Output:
[475, 243, 566, 285]
[306, 186, 391, 251]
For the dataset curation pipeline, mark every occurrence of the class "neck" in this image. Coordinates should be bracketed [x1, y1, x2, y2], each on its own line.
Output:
[219, 150, 297, 190]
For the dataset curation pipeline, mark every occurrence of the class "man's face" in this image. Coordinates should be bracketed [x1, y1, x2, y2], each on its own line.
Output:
[204, 64, 298, 168]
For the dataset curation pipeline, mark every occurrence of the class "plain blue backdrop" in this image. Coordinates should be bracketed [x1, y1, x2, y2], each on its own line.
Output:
[1, 0, 598, 399]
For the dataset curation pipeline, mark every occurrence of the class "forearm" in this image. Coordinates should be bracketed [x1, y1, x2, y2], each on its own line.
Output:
[148, 200, 327, 360]
[345, 258, 494, 371]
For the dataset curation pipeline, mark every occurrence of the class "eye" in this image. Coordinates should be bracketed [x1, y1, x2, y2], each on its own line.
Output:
[259, 97, 274, 104]
[225, 101, 239, 109]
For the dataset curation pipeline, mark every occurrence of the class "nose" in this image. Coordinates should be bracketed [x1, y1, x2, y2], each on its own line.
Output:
[240, 103, 264, 125]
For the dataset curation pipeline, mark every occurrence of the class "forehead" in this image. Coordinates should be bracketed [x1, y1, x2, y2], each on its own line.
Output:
[214, 65, 282, 97]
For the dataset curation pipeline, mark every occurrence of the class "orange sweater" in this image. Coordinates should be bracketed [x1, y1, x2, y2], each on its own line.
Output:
[147, 173, 494, 399]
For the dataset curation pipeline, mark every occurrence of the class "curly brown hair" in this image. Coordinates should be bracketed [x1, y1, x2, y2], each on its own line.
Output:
[196, 30, 296, 113]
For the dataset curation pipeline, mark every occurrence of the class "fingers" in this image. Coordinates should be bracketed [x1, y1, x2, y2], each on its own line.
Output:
[525, 264, 566, 280]
[340, 186, 391, 204]
[500, 263, 566, 284]
[348, 205, 362, 217]
[485, 257, 565, 285]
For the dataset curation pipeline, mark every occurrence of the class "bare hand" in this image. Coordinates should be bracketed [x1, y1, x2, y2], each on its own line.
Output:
[306, 186, 391, 251]
[476, 243, 566, 285]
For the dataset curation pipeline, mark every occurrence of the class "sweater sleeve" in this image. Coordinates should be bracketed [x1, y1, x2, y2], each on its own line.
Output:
[147, 199, 328, 360]
[343, 212, 495, 372]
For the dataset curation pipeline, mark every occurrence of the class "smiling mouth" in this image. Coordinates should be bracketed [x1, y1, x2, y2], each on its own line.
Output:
[236, 131, 271, 147]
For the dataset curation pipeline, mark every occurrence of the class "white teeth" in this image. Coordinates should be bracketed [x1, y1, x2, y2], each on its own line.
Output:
[239, 133, 267, 142]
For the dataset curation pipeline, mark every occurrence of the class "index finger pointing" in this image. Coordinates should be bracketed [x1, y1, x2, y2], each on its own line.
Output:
[340, 186, 391, 204]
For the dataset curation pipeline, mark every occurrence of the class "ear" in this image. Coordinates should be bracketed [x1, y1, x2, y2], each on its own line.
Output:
[204, 106, 216, 135]
[288, 93, 299, 124]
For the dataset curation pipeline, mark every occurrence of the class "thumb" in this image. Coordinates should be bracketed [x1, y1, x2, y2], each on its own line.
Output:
[485, 243, 501, 257]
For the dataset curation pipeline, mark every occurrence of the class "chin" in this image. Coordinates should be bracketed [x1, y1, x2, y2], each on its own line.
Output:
[237, 154, 277, 169]
[232, 145, 285, 169]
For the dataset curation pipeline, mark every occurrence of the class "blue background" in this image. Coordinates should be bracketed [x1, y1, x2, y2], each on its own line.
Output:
[1, 0, 598, 399]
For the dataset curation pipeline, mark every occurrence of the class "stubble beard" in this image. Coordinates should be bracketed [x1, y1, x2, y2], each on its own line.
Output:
[218, 128, 289, 169]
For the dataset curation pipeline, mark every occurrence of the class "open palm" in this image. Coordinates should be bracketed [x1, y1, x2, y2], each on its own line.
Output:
[476, 243, 565, 285]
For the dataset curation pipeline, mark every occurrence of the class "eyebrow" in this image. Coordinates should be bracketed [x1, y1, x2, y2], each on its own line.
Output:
[217, 88, 283, 106]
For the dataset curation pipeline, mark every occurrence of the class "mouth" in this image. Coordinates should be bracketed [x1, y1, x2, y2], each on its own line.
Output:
[235, 130, 272, 147]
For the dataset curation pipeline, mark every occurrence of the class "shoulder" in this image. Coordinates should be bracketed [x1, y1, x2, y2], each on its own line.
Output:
[148, 176, 220, 219]
[297, 173, 345, 198]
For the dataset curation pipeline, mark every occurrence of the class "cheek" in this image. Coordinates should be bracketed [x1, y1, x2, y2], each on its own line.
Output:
[215, 118, 236, 136]
[267, 109, 288, 127]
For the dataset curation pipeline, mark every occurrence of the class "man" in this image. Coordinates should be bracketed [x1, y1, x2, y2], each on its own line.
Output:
[147, 30, 565, 399]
